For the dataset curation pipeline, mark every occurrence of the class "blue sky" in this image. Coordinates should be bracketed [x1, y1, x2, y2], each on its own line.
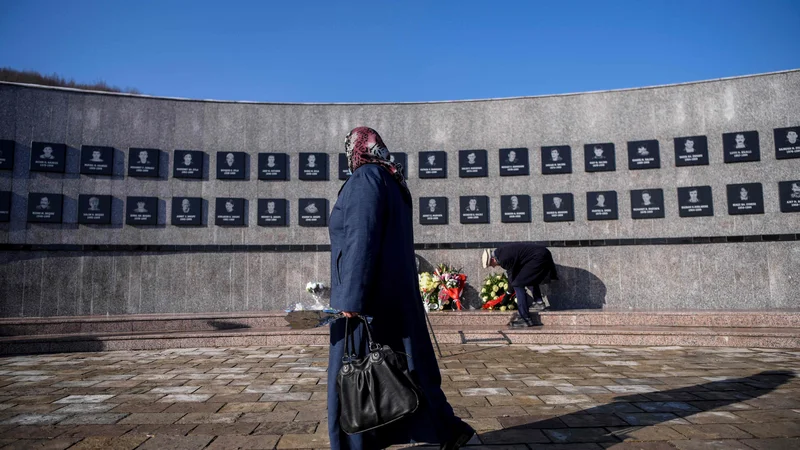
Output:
[1, 0, 798, 103]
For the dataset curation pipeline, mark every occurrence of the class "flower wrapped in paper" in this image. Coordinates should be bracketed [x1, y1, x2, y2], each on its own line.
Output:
[479, 272, 517, 311]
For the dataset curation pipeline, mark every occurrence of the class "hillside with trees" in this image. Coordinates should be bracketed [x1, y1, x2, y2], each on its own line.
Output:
[0, 68, 141, 94]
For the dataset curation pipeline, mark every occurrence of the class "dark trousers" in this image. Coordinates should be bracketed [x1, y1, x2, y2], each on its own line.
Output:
[513, 285, 543, 320]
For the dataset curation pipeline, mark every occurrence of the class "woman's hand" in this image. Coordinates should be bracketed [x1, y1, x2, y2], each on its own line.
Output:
[342, 311, 360, 318]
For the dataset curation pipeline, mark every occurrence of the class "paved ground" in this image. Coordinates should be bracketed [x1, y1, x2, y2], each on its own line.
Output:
[0, 344, 799, 450]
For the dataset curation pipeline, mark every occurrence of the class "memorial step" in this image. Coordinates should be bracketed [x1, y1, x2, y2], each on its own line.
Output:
[1, 324, 798, 355]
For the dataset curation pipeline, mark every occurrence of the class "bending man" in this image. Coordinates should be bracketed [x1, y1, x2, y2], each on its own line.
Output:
[482, 243, 559, 327]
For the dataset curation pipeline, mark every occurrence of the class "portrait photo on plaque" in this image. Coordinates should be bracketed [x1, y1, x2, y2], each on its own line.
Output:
[126, 196, 158, 225]
[627, 139, 661, 170]
[258, 198, 288, 226]
[338, 153, 351, 180]
[727, 183, 764, 215]
[30, 142, 66, 173]
[128, 148, 160, 177]
[28, 193, 63, 223]
[0, 140, 14, 170]
[419, 197, 448, 225]
[541, 146, 572, 175]
[215, 198, 246, 226]
[258, 153, 288, 180]
[774, 126, 800, 159]
[298, 152, 328, 181]
[586, 191, 618, 221]
[677, 186, 714, 218]
[459, 196, 489, 224]
[674, 135, 709, 166]
[499, 148, 529, 176]
[172, 197, 204, 226]
[779, 180, 800, 213]
[630, 189, 665, 219]
[458, 150, 488, 178]
[78, 194, 112, 224]
[418, 151, 447, 179]
[583, 143, 616, 172]
[500, 194, 531, 223]
[0, 191, 11, 222]
[173, 150, 204, 179]
[542, 193, 574, 222]
[388, 152, 407, 177]
[216, 151, 246, 179]
[80, 145, 114, 176]
[723, 131, 760, 163]
[298, 198, 328, 226]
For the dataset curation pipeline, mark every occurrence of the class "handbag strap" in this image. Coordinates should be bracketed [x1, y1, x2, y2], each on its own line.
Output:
[342, 316, 380, 363]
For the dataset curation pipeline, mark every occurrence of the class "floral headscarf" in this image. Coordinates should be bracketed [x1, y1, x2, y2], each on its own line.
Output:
[344, 127, 408, 193]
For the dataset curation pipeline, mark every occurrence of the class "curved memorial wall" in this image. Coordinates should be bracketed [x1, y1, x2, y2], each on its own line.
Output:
[0, 70, 798, 316]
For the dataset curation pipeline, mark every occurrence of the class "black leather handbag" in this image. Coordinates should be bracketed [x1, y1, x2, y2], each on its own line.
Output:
[337, 317, 420, 435]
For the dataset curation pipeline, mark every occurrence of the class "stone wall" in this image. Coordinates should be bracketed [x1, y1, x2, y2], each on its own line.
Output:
[1, 70, 799, 316]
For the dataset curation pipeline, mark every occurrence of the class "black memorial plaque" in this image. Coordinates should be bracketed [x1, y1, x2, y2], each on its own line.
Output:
[215, 198, 246, 226]
[0, 140, 14, 170]
[774, 126, 800, 160]
[173, 150, 204, 179]
[542, 193, 574, 222]
[258, 198, 288, 226]
[674, 135, 709, 166]
[727, 183, 764, 215]
[586, 191, 618, 221]
[388, 152, 407, 177]
[458, 150, 488, 178]
[258, 153, 288, 180]
[584, 143, 616, 172]
[419, 197, 448, 225]
[172, 197, 203, 226]
[779, 180, 800, 213]
[723, 131, 760, 163]
[338, 153, 351, 180]
[627, 139, 660, 170]
[541, 146, 571, 175]
[500, 195, 531, 223]
[299, 153, 328, 181]
[80, 145, 114, 176]
[30, 142, 66, 173]
[78, 194, 112, 224]
[499, 148, 529, 176]
[459, 196, 489, 224]
[126, 196, 158, 225]
[0, 191, 11, 222]
[216, 152, 246, 179]
[128, 148, 160, 177]
[677, 186, 714, 218]
[27, 193, 63, 223]
[630, 189, 665, 219]
[418, 151, 446, 179]
[298, 198, 328, 227]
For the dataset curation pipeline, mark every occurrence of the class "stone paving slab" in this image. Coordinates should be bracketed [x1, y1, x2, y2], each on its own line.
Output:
[0, 344, 798, 449]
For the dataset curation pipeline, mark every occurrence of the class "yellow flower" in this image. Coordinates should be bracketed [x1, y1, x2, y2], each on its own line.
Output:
[499, 305, 507, 311]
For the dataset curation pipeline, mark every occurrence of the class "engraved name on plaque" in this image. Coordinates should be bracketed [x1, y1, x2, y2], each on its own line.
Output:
[28, 193, 63, 223]
[677, 186, 714, 218]
[172, 197, 203, 226]
[723, 131, 760, 163]
[128, 148, 160, 177]
[500, 195, 531, 223]
[630, 189, 665, 219]
[80, 145, 114, 176]
[774, 126, 800, 160]
[419, 197, 448, 225]
[459, 196, 489, 224]
[458, 150, 488, 178]
[543, 193, 575, 222]
[173, 150, 204, 179]
[0, 140, 14, 170]
[78, 194, 112, 224]
[541, 146, 572, 174]
[338, 153, 351, 180]
[215, 198, 246, 226]
[584, 143, 616, 172]
[299, 153, 329, 181]
[216, 152, 246, 179]
[298, 198, 328, 226]
[627, 139, 660, 170]
[258, 153, 288, 180]
[779, 180, 800, 213]
[258, 198, 288, 226]
[418, 151, 446, 179]
[727, 183, 764, 215]
[126, 196, 158, 225]
[586, 191, 618, 221]
[674, 135, 709, 166]
[30, 142, 66, 173]
[499, 148, 529, 176]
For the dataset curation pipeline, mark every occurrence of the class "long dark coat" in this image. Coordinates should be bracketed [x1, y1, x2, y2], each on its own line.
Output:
[494, 242, 559, 288]
[327, 164, 458, 450]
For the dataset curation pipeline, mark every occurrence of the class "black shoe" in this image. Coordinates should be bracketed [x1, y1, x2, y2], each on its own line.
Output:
[531, 301, 546, 311]
[510, 317, 535, 328]
[441, 421, 475, 450]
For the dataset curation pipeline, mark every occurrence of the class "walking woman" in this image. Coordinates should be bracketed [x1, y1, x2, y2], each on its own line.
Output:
[327, 127, 475, 450]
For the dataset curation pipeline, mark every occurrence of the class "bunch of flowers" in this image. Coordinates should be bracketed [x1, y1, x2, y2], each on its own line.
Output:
[480, 273, 517, 311]
[304, 281, 327, 310]
[418, 272, 442, 310]
[433, 264, 467, 310]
